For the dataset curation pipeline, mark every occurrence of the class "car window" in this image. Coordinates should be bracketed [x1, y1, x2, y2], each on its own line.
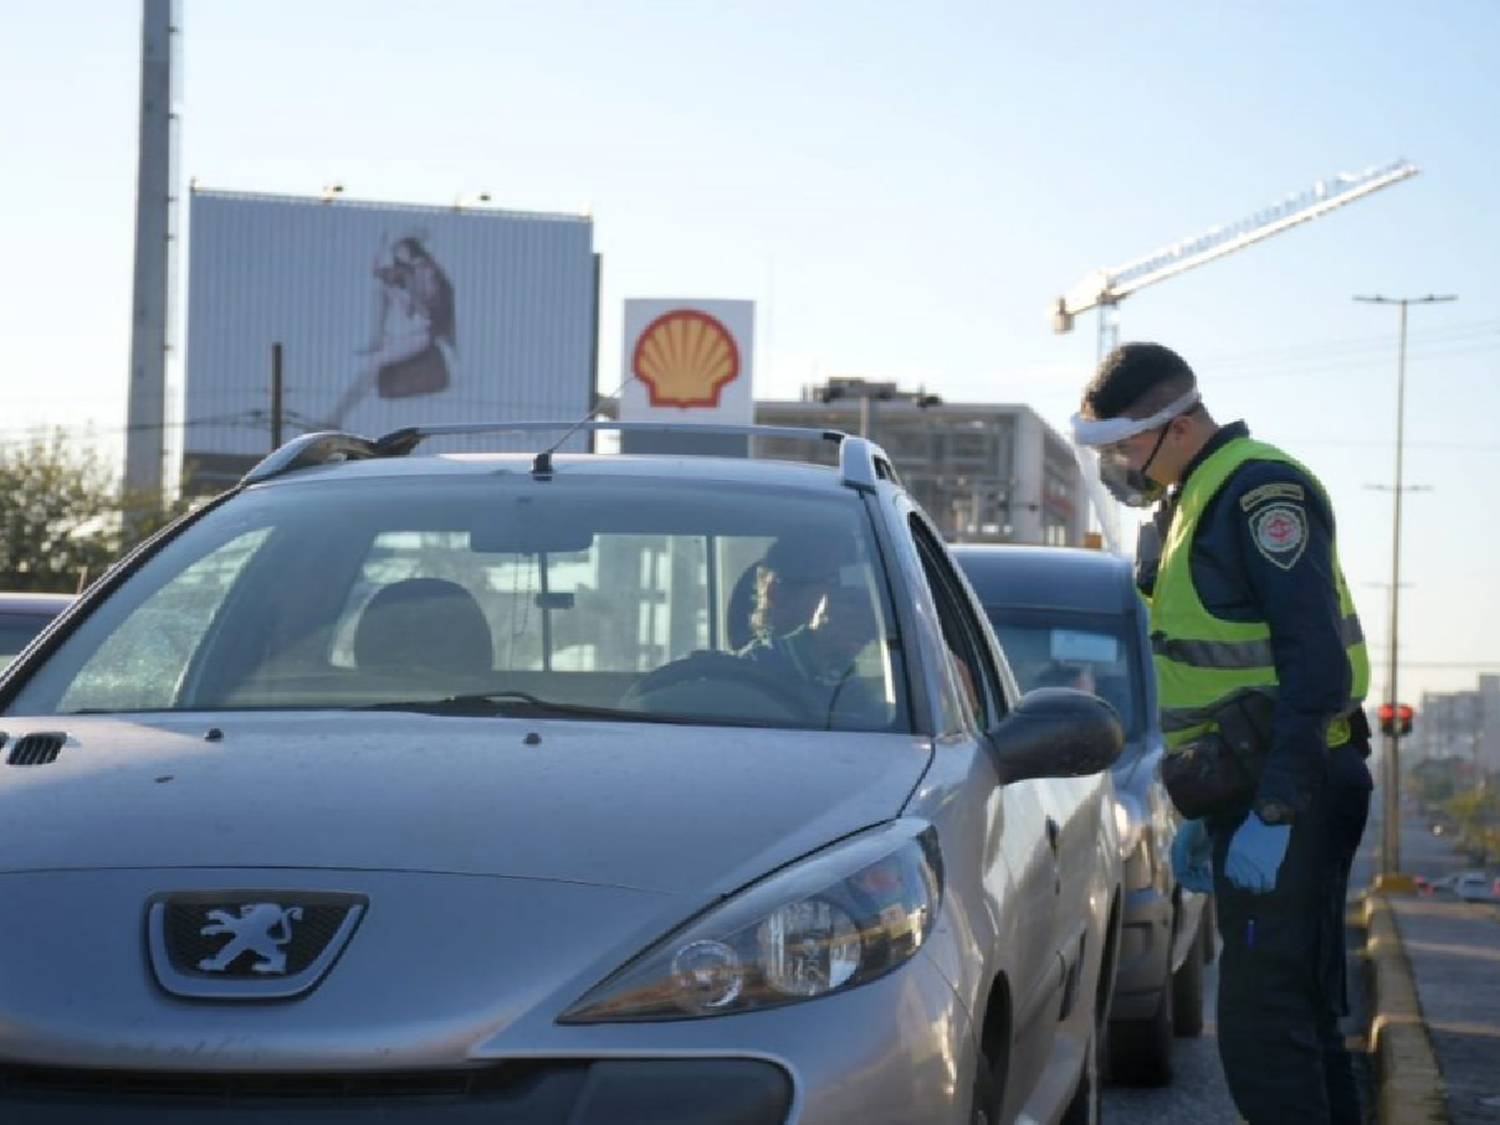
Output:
[7, 474, 909, 734]
[1, 613, 54, 666]
[980, 606, 1142, 738]
[33, 530, 272, 713]
[909, 516, 1004, 732]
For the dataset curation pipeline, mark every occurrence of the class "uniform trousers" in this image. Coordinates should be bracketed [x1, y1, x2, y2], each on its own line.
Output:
[1208, 741, 1373, 1125]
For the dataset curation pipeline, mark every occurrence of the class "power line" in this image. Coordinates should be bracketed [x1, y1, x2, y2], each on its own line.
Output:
[1212, 339, 1500, 382]
[1197, 319, 1500, 369]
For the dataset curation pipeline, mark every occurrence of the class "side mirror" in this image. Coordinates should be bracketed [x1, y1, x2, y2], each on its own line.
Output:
[987, 687, 1123, 783]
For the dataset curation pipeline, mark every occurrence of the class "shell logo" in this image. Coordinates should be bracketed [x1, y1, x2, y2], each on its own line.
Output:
[632, 310, 741, 408]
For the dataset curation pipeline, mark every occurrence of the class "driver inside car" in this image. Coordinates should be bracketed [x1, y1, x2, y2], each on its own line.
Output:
[740, 583, 880, 704]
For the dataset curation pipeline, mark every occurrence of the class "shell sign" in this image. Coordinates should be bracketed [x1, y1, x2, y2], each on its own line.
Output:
[619, 299, 755, 425]
[633, 310, 740, 408]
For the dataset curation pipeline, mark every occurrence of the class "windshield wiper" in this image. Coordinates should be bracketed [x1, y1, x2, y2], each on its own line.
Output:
[356, 691, 776, 727]
[356, 691, 685, 723]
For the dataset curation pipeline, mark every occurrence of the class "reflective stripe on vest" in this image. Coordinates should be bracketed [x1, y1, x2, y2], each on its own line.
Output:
[1150, 436, 1370, 751]
[1152, 613, 1364, 670]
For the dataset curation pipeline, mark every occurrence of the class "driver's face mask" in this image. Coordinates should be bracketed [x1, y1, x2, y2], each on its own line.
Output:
[1070, 389, 1200, 509]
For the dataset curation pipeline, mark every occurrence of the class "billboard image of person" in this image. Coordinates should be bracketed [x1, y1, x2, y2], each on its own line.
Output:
[330, 230, 458, 426]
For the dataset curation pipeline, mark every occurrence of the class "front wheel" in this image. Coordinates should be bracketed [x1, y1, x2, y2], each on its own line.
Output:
[1059, 1029, 1101, 1125]
[968, 1052, 1000, 1125]
[1107, 966, 1173, 1087]
[1172, 921, 1206, 1038]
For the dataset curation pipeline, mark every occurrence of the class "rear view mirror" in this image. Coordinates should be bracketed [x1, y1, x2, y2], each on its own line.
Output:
[468, 499, 595, 555]
[987, 687, 1123, 783]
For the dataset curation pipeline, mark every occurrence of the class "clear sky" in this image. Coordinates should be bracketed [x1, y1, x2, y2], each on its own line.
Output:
[2, 0, 1496, 709]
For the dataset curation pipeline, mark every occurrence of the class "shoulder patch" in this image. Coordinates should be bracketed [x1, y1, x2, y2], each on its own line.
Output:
[1240, 481, 1306, 512]
[1250, 504, 1308, 570]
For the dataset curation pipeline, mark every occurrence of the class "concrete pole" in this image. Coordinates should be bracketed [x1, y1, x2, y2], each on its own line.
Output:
[124, 0, 182, 502]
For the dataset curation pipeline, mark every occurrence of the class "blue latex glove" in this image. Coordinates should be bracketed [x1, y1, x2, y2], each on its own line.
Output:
[1170, 817, 1213, 893]
[1224, 815, 1292, 893]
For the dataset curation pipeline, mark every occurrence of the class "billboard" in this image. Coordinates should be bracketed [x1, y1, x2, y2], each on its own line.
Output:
[183, 189, 597, 485]
[616, 299, 754, 456]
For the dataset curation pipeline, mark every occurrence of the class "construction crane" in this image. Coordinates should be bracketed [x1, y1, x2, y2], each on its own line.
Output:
[1051, 159, 1419, 361]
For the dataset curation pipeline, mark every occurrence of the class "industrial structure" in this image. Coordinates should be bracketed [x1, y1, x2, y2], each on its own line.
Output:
[753, 377, 1086, 546]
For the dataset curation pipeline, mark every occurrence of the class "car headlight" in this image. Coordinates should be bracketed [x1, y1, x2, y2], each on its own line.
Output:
[560, 821, 943, 1023]
[1113, 792, 1146, 859]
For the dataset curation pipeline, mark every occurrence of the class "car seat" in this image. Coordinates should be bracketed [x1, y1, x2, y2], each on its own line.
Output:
[353, 578, 494, 681]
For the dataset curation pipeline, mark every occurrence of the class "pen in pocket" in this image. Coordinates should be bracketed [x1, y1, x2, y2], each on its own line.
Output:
[1247, 918, 1256, 948]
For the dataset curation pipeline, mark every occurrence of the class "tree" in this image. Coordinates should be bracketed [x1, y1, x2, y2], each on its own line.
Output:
[0, 431, 198, 593]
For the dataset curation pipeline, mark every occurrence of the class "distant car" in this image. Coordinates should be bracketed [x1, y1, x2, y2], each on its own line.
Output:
[952, 544, 1214, 1087]
[1431, 870, 1500, 902]
[0, 423, 1125, 1124]
[0, 592, 73, 668]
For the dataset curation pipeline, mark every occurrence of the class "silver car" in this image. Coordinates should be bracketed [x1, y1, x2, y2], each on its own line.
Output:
[0, 424, 1122, 1123]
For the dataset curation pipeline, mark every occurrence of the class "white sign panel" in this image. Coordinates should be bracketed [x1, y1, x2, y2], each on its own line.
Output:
[183, 190, 596, 469]
[617, 299, 755, 425]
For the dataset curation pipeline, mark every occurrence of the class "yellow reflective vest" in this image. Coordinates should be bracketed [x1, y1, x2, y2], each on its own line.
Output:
[1151, 436, 1369, 752]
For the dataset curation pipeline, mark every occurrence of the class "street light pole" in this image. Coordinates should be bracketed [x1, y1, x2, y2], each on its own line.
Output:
[1355, 293, 1456, 884]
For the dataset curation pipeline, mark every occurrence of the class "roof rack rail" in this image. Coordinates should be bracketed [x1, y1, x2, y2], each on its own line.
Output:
[240, 432, 383, 485]
[242, 421, 895, 493]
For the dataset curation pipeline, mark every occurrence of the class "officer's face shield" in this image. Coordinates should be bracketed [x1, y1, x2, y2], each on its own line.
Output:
[1070, 389, 1201, 508]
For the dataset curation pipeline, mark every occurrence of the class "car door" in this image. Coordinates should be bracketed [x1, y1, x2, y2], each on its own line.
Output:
[905, 518, 1065, 1096]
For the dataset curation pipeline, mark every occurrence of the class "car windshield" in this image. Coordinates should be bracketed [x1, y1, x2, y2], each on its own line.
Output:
[979, 606, 1141, 740]
[5, 471, 908, 734]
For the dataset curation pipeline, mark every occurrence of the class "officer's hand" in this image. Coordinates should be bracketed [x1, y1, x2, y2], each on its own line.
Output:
[1170, 817, 1213, 894]
[1224, 815, 1291, 894]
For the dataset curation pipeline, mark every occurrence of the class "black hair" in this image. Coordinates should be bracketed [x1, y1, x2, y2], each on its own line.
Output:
[1081, 342, 1197, 421]
[392, 236, 430, 262]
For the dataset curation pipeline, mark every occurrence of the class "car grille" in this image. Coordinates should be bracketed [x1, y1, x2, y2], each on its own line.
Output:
[0, 1060, 588, 1103]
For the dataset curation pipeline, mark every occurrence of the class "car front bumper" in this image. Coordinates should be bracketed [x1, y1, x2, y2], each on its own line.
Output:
[0, 936, 974, 1125]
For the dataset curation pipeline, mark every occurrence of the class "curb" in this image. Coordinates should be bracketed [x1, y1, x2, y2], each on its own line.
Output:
[1362, 893, 1448, 1124]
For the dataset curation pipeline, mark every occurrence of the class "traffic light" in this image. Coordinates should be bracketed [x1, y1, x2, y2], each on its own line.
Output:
[1377, 703, 1414, 737]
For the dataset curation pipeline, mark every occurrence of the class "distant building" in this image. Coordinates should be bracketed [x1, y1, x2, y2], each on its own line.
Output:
[752, 377, 1087, 546]
[1414, 682, 1498, 772]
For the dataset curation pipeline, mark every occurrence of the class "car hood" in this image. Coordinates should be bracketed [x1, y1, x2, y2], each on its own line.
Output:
[0, 714, 932, 894]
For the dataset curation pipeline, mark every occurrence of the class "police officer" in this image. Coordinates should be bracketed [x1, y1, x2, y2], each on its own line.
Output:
[1072, 343, 1373, 1125]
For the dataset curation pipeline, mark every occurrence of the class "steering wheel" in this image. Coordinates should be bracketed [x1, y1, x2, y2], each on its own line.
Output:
[625, 650, 815, 720]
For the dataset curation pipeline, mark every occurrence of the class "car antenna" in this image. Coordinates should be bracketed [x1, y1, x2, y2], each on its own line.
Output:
[532, 373, 638, 479]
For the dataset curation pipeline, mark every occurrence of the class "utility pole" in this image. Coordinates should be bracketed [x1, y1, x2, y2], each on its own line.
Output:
[270, 343, 284, 450]
[1355, 293, 1457, 887]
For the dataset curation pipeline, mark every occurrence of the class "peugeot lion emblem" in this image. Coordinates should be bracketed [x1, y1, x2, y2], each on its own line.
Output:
[148, 891, 367, 1001]
[198, 903, 305, 974]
